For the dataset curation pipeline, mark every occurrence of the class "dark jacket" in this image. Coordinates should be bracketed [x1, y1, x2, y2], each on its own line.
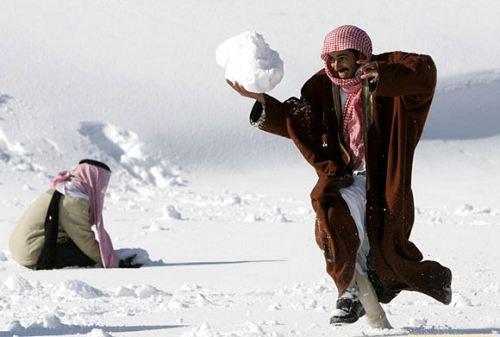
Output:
[249, 51, 452, 304]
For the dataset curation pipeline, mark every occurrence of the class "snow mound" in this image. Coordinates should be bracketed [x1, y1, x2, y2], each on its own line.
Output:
[113, 283, 170, 298]
[79, 121, 185, 189]
[3, 274, 34, 294]
[134, 284, 166, 299]
[41, 314, 64, 329]
[0, 93, 11, 105]
[268, 303, 282, 311]
[52, 279, 106, 299]
[220, 194, 242, 206]
[4, 314, 65, 333]
[168, 298, 189, 309]
[0, 250, 9, 261]
[244, 213, 263, 222]
[0, 124, 35, 171]
[163, 204, 183, 220]
[408, 317, 428, 328]
[144, 221, 170, 232]
[179, 283, 203, 292]
[182, 321, 281, 337]
[362, 327, 409, 336]
[4, 319, 24, 333]
[451, 292, 473, 307]
[0, 95, 40, 172]
[425, 71, 500, 139]
[1, 95, 186, 190]
[194, 293, 216, 307]
[269, 207, 290, 223]
[484, 282, 499, 293]
[242, 321, 268, 334]
[182, 322, 222, 337]
[114, 286, 137, 297]
[454, 203, 496, 216]
[216, 31, 284, 93]
[0, 128, 26, 157]
[243, 206, 291, 223]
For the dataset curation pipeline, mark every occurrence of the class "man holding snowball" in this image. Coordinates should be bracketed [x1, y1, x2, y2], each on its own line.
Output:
[227, 25, 452, 329]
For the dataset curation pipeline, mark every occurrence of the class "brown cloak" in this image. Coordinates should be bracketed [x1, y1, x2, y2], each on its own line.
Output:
[249, 51, 452, 304]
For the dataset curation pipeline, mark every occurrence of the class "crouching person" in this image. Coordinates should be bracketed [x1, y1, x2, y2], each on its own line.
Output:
[9, 159, 138, 269]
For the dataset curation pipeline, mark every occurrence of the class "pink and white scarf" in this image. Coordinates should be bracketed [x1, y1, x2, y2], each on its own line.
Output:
[320, 25, 373, 170]
[51, 163, 119, 268]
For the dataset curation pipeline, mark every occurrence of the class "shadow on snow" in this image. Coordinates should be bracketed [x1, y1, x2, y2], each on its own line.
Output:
[0, 324, 187, 337]
[162, 259, 287, 267]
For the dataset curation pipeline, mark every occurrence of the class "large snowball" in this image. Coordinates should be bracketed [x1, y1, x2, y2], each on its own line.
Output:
[216, 31, 284, 93]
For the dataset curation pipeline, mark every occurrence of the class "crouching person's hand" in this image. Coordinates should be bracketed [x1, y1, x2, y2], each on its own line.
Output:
[119, 254, 142, 268]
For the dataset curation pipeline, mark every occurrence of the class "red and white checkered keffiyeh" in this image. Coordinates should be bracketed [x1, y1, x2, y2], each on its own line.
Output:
[320, 25, 372, 170]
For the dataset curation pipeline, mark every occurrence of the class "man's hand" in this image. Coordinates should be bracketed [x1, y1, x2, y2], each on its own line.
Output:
[357, 60, 379, 83]
[119, 254, 142, 268]
[226, 80, 265, 104]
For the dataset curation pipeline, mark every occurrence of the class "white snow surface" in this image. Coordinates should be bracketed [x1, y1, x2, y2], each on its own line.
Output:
[1, 1, 500, 336]
[216, 31, 284, 93]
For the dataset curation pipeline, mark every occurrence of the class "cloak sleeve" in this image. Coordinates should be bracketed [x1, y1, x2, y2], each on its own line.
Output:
[249, 87, 317, 140]
[374, 52, 436, 98]
[250, 94, 290, 138]
[249, 72, 347, 179]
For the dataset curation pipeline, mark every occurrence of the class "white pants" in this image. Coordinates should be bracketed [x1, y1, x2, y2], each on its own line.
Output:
[339, 174, 392, 329]
[339, 174, 370, 274]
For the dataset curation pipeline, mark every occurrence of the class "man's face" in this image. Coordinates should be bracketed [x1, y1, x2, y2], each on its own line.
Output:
[328, 50, 360, 79]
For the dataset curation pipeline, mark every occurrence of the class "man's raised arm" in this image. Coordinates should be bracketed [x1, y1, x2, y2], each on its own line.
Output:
[373, 52, 437, 97]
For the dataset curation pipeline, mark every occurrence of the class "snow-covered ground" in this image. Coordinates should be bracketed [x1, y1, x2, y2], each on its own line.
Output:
[1, 1, 499, 336]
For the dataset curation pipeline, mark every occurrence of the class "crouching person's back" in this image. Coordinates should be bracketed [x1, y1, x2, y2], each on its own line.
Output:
[9, 159, 120, 270]
[10, 189, 102, 268]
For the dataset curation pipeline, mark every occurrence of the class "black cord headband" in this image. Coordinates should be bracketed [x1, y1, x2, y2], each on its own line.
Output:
[78, 159, 111, 172]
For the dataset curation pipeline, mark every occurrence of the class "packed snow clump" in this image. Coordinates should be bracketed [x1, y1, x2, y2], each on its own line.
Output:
[52, 279, 106, 299]
[216, 31, 284, 92]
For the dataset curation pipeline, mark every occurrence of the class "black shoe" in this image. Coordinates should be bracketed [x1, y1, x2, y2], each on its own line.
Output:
[330, 295, 366, 325]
